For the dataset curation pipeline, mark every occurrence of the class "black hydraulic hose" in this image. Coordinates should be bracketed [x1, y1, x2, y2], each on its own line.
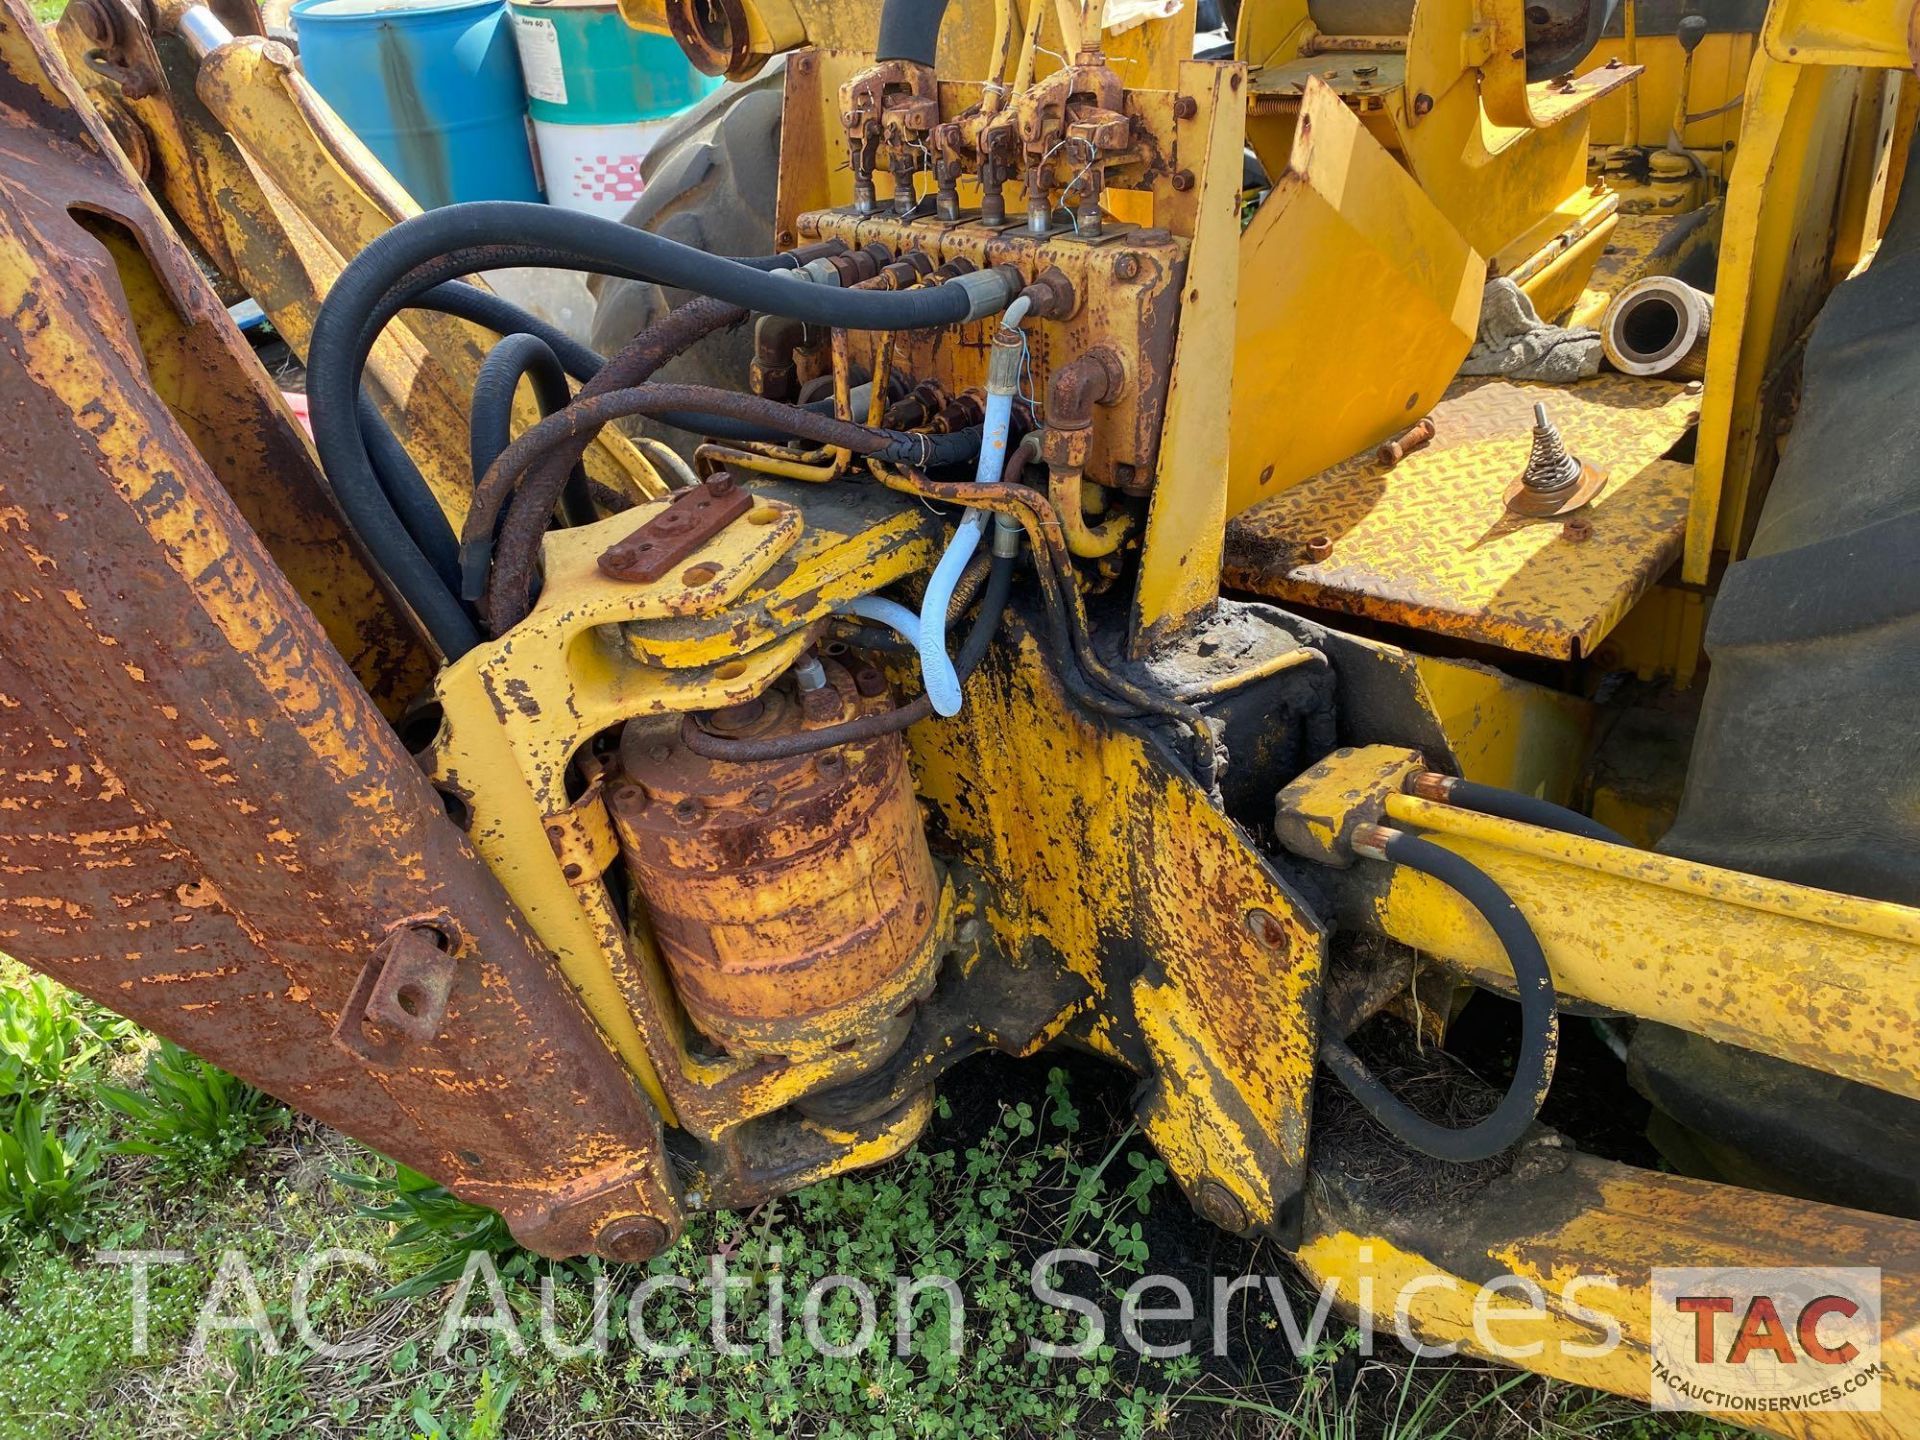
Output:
[414, 284, 889, 441]
[307, 363, 478, 656]
[471, 378, 987, 577]
[484, 383, 985, 628]
[416, 286, 870, 446]
[876, 0, 951, 65]
[324, 203, 976, 333]
[470, 333, 594, 529]
[310, 249, 622, 657]
[1438, 778, 1630, 847]
[358, 392, 460, 591]
[1321, 830, 1559, 1162]
[649, 394, 908, 446]
[420, 281, 605, 383]
[312, 240, 721, 656]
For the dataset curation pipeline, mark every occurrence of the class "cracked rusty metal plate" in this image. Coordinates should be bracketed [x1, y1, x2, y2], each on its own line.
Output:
[1222, 376, 1698, 659]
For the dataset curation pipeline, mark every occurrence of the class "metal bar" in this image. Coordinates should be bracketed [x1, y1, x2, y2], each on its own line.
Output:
[1375, 791, 1920, 1100]
[0, 15, 680, 1260]
[1300, 1144, 1920, 1433]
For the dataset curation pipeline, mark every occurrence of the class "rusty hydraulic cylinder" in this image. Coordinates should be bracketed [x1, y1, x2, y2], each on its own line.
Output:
[612, 657, 944, 1067]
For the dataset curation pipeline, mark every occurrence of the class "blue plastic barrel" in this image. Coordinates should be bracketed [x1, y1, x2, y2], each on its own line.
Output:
[292, 0, 543, 208]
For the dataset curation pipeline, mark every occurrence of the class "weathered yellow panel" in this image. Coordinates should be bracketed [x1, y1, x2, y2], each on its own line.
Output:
[1687, 55, 1869, 578]
[1299, 1157, 1920, 1436]
[1227, 76, 1483, 516]
[1225, 378, 1697, 658]
[1411, 654, 1593, 803]
[1764, 0, 1917, 69]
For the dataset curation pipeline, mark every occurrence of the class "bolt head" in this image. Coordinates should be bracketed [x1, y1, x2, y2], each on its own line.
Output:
[1194, 1179, 1251, 1234]
[1244, 907, 1288, 950]
[801, 686, 844, 724]
[595, 1214, 670, 1263]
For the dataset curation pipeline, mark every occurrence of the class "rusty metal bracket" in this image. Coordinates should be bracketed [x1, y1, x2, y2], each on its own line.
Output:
[544, 772, 621, 886]
[599, 474, 753, 582]
[334, 914, 466, 1064]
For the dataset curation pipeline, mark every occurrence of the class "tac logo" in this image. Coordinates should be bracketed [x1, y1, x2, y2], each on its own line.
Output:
[1650, 1266, 1881, 1414]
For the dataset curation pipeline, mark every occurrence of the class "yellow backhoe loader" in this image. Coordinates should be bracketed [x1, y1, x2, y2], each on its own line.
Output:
[2, 0, 1917, 1429]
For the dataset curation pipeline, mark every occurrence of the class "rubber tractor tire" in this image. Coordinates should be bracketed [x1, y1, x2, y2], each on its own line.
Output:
[587, 63, 786, 460]
[1631, 128, 1920, 1218]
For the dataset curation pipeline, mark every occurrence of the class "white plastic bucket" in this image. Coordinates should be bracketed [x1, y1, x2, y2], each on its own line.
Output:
[530, 116, 677, 220]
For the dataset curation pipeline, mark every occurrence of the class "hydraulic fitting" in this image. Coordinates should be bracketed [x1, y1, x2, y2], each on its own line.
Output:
[947, 265, 1026, 322]
[751, 315, 807, 401]
[1040, 349, 1132, 558]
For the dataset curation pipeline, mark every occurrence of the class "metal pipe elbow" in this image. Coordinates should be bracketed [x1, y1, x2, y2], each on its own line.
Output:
[1041, 348, 1130, 558]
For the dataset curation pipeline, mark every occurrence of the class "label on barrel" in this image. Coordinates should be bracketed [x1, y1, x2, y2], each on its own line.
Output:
[512, 14, 570, 107]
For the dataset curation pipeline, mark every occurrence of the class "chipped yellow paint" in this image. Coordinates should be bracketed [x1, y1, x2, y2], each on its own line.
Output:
[1299, 1153, 1920, 1436]
[0, 206, 381, 790]
[1376, 792, 1920, 1100]
[1273, 746, 1427, 868]
[1687, 54, 1873, 580]
[60, 25, 667, 532]
[430, 495, 940, 1131]
[1225, 380, 1698, 659]
[1129, 59, 1248, 655]
[910, 627, 1325, 1234]
[1411, 655, 1592, 804]
[1227, 76, 1482, 516]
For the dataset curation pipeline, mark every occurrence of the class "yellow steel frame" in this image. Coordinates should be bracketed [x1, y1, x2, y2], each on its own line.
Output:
[1684, 0, 1919, 581]
[1299, 1156, 1920, 1436]
[427, 498, 944, 1142]
[1283, 745, 1920, 1104]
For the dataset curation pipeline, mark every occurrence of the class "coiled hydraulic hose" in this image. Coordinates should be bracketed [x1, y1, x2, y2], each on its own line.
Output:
[477, 382, 983, 629]
[418, 279, 868, 445]
[416, 281, 605, 383]
[680, 551, 1016, 762]
[1408, 773, 1629, 847]
[323, 203, 999, 335]
[312, 212, 1006, 651]
[470, 332, 594, 524]
[357, 391, 458, 591]
[306, 210, 828, 657]
[1321, 826, 1559, 1162]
